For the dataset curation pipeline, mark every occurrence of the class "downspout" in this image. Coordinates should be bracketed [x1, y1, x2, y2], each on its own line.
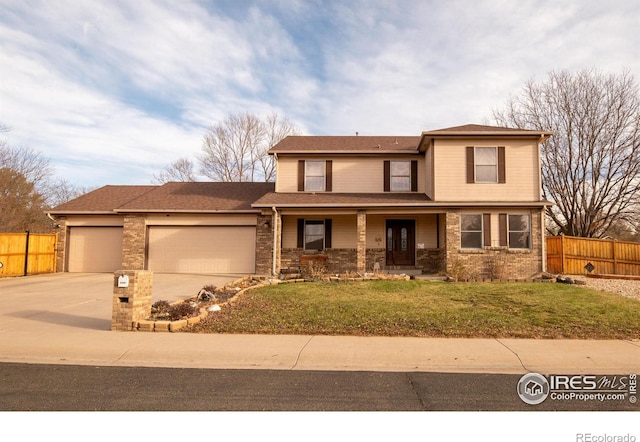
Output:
[272, 206, 278, 277]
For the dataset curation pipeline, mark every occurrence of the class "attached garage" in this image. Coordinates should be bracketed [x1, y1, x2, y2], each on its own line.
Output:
[147, 226, 256, 274]
[67, 226, 123, 272]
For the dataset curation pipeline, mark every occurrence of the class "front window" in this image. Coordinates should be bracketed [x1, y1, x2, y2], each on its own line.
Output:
[390, 161, 411, 191]
[475, 147, 497, 183]
[305, 220, 325, 250]
[508, 214, 531, 249]
[305, 161, 325, 192]
[461, 214, 483, 249]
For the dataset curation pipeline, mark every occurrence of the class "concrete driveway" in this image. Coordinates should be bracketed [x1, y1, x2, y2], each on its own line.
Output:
[0, 272, 239, 332]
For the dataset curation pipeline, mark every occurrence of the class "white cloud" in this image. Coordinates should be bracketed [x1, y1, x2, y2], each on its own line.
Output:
[1, 0, 639, 187]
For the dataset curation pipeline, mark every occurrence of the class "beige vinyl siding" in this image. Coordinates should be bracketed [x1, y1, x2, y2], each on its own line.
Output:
[433, 138, 540, 201]
[424, 144, 434, 199]
[67, 226, 123, 272]
[276, 156, 425, 193]
[65, 215, 124, 227]
[366, 215, 438, 248]
[147, 226, 256, 274]
[145, 214, 257, 226]
[281, 215, 357, 248]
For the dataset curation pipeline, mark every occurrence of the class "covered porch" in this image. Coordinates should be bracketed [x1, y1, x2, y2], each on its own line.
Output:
[271, 209, 447, 276]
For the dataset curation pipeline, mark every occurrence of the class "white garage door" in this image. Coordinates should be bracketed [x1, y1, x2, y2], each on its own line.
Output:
[67, 227, 123, 272]
[147, 226, 256, 274]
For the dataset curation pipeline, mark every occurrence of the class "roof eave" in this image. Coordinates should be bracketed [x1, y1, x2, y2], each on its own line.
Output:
[112, 209, 261, 214]
[269, 149, 419, 155]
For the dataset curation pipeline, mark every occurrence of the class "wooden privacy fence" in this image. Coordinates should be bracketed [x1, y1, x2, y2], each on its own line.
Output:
[546, 235, 640, 276]
[0, 232, 57, 277]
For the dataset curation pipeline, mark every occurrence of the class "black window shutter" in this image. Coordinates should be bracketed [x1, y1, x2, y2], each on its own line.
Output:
[324, 219, 332, 249]
[498, 146, 506, 183]
[466, 147, 475, 183]
[499, 214, 508, 246]
[325, 160, 332, 192]
[383, 160, 391, 192]
[298, 160, 305, 191]
[483, 213, 491, 247]
[297, 218, 304, 248]
[411, 160, 418, 192]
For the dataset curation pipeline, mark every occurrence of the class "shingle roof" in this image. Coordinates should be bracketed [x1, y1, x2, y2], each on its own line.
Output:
[117, 182, 275, 212]
[269, 136, 421, 154]
[49, 182, 275, 214]
[252, 192, 432, 208]
[49, 185, 157, 214]
[422, 124, 553, 137]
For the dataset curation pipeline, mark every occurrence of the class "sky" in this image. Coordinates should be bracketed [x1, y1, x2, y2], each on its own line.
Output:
[1, 0, 639, 188]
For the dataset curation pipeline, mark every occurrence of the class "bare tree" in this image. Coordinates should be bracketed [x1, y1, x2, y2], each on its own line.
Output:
[0, 143, 54, 194]
[46, 178, 94, 208]
[199, 111, 299, 182]
[0, 167, 51, 232]
[152, 157, 197, 184]
[493, 69, 640, 238]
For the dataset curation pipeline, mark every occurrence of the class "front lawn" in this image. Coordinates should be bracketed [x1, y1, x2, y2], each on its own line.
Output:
[187, 280, 640, 339]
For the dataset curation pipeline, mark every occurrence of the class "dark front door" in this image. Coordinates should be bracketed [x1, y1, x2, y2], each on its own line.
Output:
[386, 220, 415, 266]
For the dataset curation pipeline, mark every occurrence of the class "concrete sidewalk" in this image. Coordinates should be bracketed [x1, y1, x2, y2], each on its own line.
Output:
[0, 273, 639, 374]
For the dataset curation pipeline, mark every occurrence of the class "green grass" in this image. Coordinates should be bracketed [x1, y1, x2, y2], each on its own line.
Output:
[188, 280, 640, 339]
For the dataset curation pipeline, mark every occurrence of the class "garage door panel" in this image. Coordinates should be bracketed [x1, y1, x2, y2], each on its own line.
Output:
[147, 226, 256, 274]
[67, 227, 123, 273]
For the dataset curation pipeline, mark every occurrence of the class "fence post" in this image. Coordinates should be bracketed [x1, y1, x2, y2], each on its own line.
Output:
[612, 239, 617, 275]
[560, 234, 566, 274]
[23, 230, 30, 277]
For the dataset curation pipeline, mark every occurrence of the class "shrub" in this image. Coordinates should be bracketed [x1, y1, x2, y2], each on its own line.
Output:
[167, 302, 199, 321]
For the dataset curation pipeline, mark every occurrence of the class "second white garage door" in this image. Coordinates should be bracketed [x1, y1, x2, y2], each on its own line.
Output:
[147, 226, 256, 274]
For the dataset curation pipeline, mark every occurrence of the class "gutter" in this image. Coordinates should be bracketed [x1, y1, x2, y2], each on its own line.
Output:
[272, 206, 278, 277]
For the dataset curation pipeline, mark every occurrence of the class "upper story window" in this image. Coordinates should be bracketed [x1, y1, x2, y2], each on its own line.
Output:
[298, 160, 332, 192]
[384, 160, 418, 192]
[390, 161, 411, 191]
[475, 147, 498, 182]
[466, 146, 506, 184]
[305, 160, 326, 191]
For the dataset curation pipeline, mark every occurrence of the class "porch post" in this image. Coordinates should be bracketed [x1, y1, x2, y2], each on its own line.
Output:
[357, 210, 367, 274]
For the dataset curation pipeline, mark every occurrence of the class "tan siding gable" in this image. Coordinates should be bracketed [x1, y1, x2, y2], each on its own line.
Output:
[434, 138, 540, 201]
[276, 156, 425, 193]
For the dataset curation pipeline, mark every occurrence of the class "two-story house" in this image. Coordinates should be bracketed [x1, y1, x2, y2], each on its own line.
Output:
[48, 124, 552, 280]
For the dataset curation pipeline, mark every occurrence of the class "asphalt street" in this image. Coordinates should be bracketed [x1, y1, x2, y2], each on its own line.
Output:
[0, 363, 636, 411]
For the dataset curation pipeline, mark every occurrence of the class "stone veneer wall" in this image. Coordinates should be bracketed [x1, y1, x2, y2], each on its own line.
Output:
[255, 214, 275, 275]
[417, 248, 446, 274]
[121, 215, 147, 270]
[366, 248, 386, 272]
[445, 209, 544, 280]
[111, 270, 153, 331]
[281, 248, 358, 273]
[55, 219, 68, 272]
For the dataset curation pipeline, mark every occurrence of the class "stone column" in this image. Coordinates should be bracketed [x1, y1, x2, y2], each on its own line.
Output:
[444, 209, 460, 274]
[121, 215, 146, 270]
[111, 270, 153, 331]
[357, 210, 367, 274]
